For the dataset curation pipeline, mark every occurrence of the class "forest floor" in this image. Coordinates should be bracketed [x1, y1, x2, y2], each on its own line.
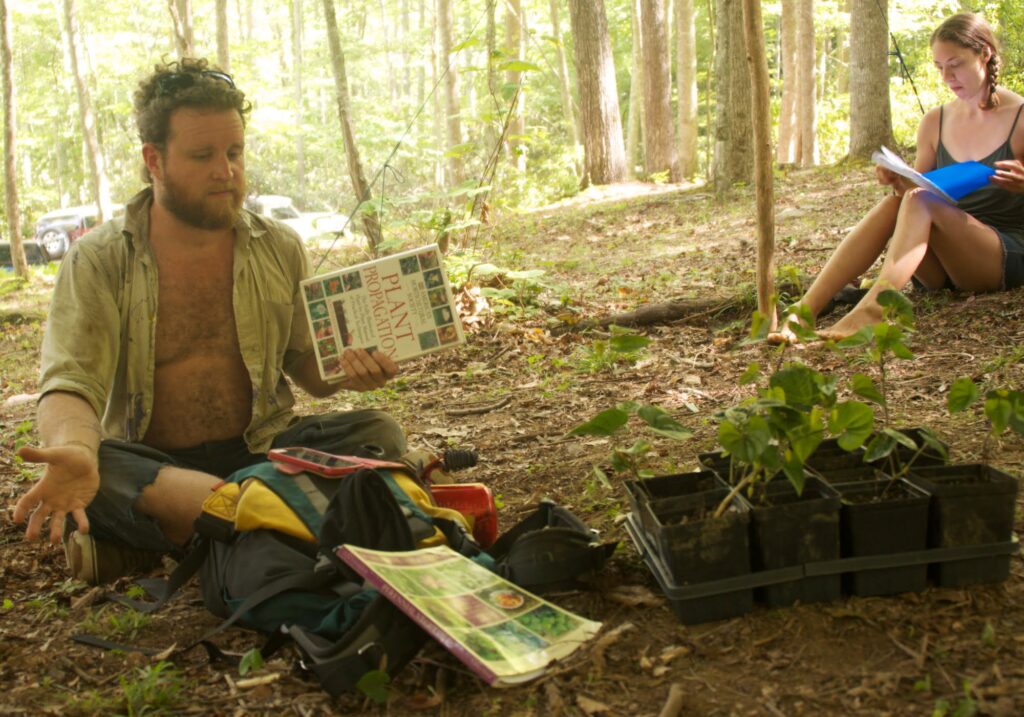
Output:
[1, 165, 1022, 717]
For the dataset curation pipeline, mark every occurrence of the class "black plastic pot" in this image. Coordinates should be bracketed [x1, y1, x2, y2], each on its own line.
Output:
[837, 477, 929, 596]
[906, 464, 1020, 587]
[624, 471, 726, 539]
[818, 464, 889, 488]
[628, 487, 752, 624]
[742, 477, 842, 607]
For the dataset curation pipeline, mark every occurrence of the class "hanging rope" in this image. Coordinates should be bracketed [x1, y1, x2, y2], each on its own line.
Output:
[873, 0, 926, 115]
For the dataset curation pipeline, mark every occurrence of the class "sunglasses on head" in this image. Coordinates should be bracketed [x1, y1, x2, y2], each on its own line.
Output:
[154, 69, 236, 96]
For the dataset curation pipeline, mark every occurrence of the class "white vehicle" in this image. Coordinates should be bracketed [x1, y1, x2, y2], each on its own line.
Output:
[245, 195, 352, 243]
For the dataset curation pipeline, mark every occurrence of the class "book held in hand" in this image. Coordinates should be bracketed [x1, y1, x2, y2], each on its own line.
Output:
[337, 544, 603, 686]
[872, 145, 994, 204]
[300, 244, 466, 380]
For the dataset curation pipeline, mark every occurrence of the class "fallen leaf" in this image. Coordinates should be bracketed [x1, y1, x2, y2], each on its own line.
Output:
[576, 694, 610, 715]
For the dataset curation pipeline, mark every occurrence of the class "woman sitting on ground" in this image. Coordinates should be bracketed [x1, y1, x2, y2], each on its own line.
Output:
[771, 12, 1024, 344]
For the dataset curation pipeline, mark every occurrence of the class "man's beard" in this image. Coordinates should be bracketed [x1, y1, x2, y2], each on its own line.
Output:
[158, 171, 244, 231]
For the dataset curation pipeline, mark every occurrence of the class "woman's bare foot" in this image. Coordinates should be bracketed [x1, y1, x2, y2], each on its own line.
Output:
[818, 303, 883, 341]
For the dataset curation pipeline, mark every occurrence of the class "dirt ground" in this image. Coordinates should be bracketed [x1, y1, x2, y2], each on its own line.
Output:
[1, 166, 1022, 716]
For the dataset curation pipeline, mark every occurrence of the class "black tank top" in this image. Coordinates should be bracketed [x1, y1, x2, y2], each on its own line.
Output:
[936, 104, 1024, 243]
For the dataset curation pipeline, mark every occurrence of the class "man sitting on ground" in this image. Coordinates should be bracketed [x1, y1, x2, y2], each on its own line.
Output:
[11, 58, 404, 584]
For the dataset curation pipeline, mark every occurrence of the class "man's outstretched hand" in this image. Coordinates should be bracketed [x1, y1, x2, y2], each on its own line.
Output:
[12, 444, 99, 544]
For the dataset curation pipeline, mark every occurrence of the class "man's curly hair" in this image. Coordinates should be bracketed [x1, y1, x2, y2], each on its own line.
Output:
[133, 57, 252, 183]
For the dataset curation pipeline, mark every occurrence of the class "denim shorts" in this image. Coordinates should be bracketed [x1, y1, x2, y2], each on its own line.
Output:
[82, 409, 407, 552]
[913, 229, 1024, 291]
[998, 230, 1024, 289]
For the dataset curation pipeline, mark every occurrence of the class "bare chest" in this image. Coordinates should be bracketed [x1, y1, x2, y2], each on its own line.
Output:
[153, 256, 240, 365]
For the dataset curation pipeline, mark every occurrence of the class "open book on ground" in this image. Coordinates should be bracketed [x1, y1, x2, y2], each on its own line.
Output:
[872, 145, 994, 204]
[300, 244, 466, 381]
[337, 544, 603, 686]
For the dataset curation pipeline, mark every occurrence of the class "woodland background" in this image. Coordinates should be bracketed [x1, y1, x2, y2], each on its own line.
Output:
[1, 0, 1023, 262]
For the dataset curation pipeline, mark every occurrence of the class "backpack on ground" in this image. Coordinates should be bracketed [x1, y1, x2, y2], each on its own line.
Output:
[74, 456, 616, 696]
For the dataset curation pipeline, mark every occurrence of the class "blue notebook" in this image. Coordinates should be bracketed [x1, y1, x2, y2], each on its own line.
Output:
[923, 161, 995, 202]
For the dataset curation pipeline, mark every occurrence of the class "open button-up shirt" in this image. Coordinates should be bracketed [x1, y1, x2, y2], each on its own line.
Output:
[39, 188, 315, 452]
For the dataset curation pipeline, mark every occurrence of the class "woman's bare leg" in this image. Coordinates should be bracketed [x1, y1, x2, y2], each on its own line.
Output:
[819, 188, 1005, 339]
[769, 195, 902, 342]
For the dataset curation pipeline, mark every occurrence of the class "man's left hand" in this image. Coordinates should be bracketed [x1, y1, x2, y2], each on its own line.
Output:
[336, 349, 398, 392]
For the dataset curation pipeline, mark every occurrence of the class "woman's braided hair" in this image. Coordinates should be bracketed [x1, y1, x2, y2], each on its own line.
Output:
[931, 12, 1001, 110]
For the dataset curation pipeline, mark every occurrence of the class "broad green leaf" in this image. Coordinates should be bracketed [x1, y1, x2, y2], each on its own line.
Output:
[782, 454, 806, 495]
[850, 373, 885, 405]
[984, 392, 1012, 435]
[877, 289, 915, 325]
[718, 415, 770, 464]
[239, 649, 264, 677]
[787, 417, 824, 464]
[568, 408, 629, 436]
[769, 364, 822, 409]
[882, 427, 919, 451]
[451, 37, 482, 52]
[356, 670, 391, 704]
[636, 405, 693, 441]
[836, 326, 873, 349]
[947, 377, 979, 413]
[609, 334, 651, 353]
[890, 341, 915, 360]
[864, 432, 897, 462]
[916, 427, 949, 461]
[739, 362, 761, 385]
[749, 310, 770, 340]
[829, 401, 875, 450]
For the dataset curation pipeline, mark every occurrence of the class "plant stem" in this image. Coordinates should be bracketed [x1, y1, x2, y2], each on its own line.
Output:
[713, 473, 754, 518]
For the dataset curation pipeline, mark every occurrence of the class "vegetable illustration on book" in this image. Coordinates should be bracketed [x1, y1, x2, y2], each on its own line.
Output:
[301, 244, 466, 380]
[337, 544, 602, 686]
[872, 146, 995, 204]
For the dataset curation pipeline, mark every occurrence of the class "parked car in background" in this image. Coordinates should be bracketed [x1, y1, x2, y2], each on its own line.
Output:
[245, 194, 353, 244]
[34, 204, 124, 260]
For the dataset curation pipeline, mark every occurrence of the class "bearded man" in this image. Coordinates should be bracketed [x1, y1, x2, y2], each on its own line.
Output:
[12, 59, 405, 584]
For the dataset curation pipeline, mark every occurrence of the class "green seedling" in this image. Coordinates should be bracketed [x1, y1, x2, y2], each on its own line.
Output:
[574, 325, 651, 373]
[119, 661, 185, 717]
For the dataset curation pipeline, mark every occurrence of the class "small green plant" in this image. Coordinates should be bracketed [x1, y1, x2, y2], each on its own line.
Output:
[119, 661, 185, 717]
[238, 648, 264, 677]
[832, 290, 947, 473]
[569, 401, 692, 481]
[80, 605, 150, 641]
[712, 360, 875, 515]
[574, 325, 651, 373]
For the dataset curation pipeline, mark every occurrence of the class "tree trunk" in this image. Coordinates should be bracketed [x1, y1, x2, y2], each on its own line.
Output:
[567, 0, 627, 186]
[504, 0, 526, 173]
[216, 0, 230, 71]
[62, 0, 112, 222]
[1, 0, 26, 276]
[168, 0, 194, 57]
[796, 0, 816, 166]
[848, 0, 893, 159]
[625, 0, 643, 176]
[675, 0, 697, 179]
[437, 0, 463, 185]
[431, 1, 444, 187]
[711, 0, 752, 192]
[321, 0, 383, 252]
[776, 0, 797, 164]
[291, 0, 305, 203]
[740, 0, 776, 326]
[639, 0, 677, 180]
[549, 0, 580, 171]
